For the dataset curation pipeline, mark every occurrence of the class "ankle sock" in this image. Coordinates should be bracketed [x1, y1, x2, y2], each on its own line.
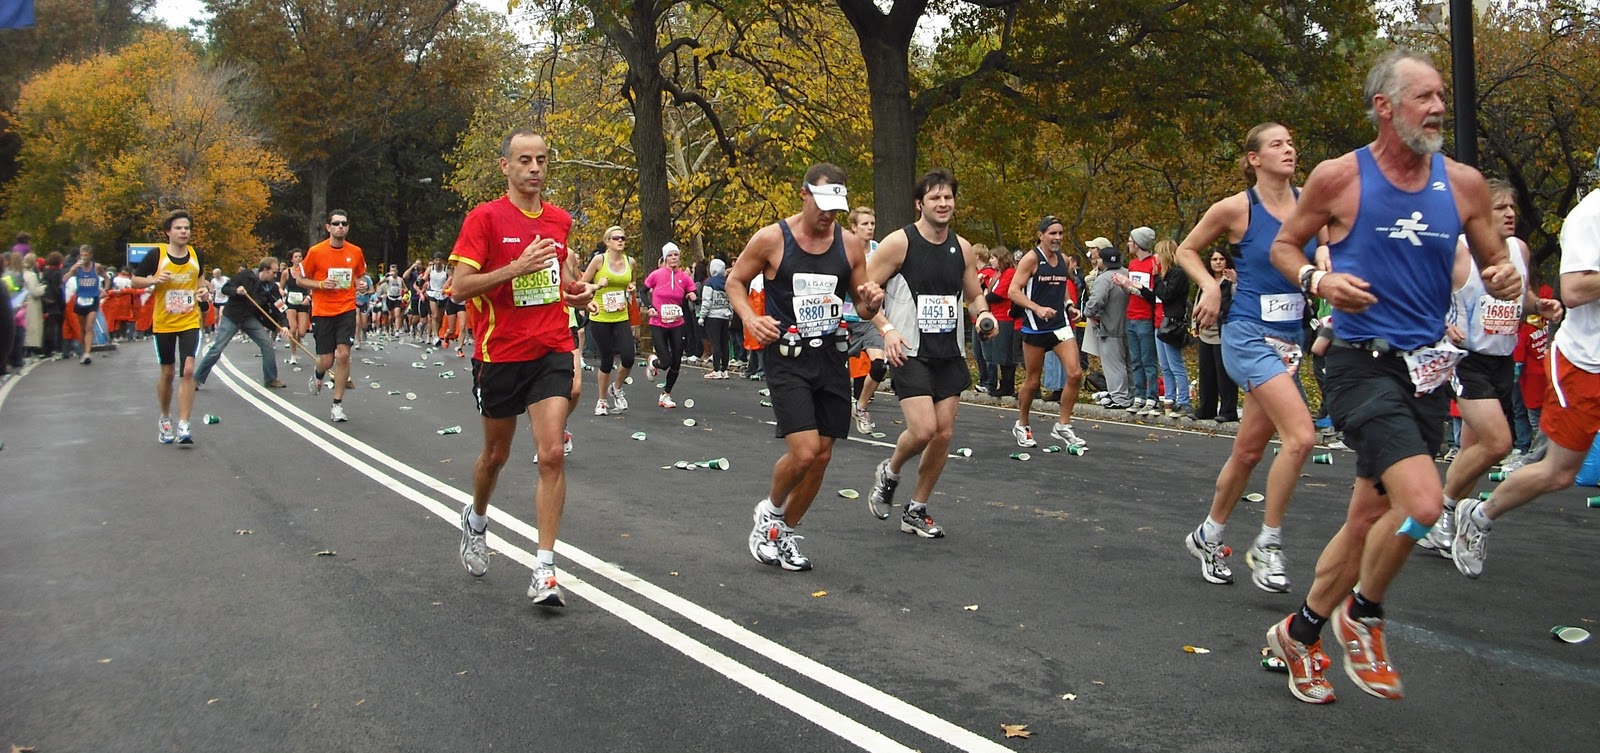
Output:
[1349, 592, 1383, 620]
[467, 509, 488, 534]
[1256, 525, 1282, 549]
[1289, 602, 1327, 645]
[1198, 517, 1225, 544]
[907, 501, 927, 514]
[537, 549, 555, 567]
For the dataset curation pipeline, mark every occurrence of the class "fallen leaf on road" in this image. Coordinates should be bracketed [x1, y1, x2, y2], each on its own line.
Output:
[811, 590, 828, 598]
[963, 604, 979, 611]
[315, 550, 336, 557]
[1092, 680, 1104, 685]
[1061, 693, 1077, 701]
[456, 670, 469, 676]
[1001, 723, 1031, 739]
[669, 571, 679, 577]
[355, 699, 365, 706]
[13, 745, 37, 752]
[1182, 645, 1211, 654]
[440, 459, 451, 463]
[97, 658, 111, 663]
[620, 533, 631, 538]
[207, 698, 219, 704]
[235, 529, 253, 535]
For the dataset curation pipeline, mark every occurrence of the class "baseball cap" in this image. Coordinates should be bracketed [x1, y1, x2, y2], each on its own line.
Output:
[807, 182, 849, 212]
[1085, 237, 1113, 250]
[1036, 215, 1063, 234]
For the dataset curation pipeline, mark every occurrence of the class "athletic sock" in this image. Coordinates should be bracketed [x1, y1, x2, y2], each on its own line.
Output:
[758, 498, 782, 519]
[882, 465, 900, 481]
[907, 500, 927, 514]
[1198, 516, 1225, 544]
[1349, 592, 1383, 620]
[1442, 494, 1457, 512]
[467, 510, 488, 535]
[332, 398, 341, 405]
[316, 370, 326, 382]
[1255, 524, 1282, 549]
[1289, 602, 1327, 645]
[1469, 502, 1493, 530]
[537, 549, 555, 567]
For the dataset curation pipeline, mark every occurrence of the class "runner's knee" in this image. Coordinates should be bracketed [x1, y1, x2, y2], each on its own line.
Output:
[869, 358, 886, 382]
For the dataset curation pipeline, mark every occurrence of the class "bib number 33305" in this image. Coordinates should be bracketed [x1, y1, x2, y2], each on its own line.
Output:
[512, 264, 560, 307]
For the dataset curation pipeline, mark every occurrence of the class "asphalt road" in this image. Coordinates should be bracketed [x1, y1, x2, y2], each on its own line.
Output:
[3, 334, 1597, 752]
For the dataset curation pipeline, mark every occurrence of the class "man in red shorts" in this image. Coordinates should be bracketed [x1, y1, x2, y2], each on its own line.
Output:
[449, 128, 593, 608]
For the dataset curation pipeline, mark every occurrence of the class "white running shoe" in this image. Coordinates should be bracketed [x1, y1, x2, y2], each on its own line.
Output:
[528, 566, 565, 607]
[1245, 543, 1291, 593]
[658, 392, 676, 409]
[176, 420, 193, 445]
[1012, 421, 1037, 448]
[308, 374, 322, 395]
[458, 504, 489, 577]
[330, 403, 349, 423]
[157, 417, 175, 444]
[610, 387, 629, 411]
[1451, 499, 1490, 578]
[1049, 423, 1086, 448]
[647, 357, 659, 379]
[594, 399, 609, 416]
[1416, 504, 1454, 558]
[854, 407, 874, 434]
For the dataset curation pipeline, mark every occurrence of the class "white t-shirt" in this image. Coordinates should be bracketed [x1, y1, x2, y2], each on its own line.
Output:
[1555, 190, 1600, 372]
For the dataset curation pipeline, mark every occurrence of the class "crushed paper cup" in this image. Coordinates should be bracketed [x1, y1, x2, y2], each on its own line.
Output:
[1552, 626, 1592, 644]
[631, 432, 647, 441]
[955, 448, 973, 457]
[683, 398, 694, 408]
[405, 392, 417, 400]
[837, 489, 860, 499]
[682, 418, 697, 427]
[1242, 492, 1265, 503]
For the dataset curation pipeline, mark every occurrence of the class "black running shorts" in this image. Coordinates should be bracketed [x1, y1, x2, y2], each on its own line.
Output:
[891, 355, 970, 402]
[1324, 347, 1449, 480]
[765, 342, 850, 439]
[1453, 350, 1514, 403]
[153, 328, 201, 366]
[472, 351, 575, 419]
[312, 310, 357, 355]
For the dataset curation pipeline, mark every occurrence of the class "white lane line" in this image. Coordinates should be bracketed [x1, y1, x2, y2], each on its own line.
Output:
[212, 364, 921, 753]
[0, 359, 41, 414]
[219, 358, 1013, 753]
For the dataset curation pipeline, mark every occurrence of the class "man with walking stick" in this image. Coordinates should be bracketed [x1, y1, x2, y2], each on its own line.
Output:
[195, 257, 292, 388]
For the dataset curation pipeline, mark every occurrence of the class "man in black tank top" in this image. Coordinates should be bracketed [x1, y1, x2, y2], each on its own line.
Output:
[863, 168, 998, 539]
[727, 163, 882, 572]
[1008, 215, 1088, 451]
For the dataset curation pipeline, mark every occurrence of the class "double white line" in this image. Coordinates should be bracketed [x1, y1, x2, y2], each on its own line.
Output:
[214, 357, 1013, 753]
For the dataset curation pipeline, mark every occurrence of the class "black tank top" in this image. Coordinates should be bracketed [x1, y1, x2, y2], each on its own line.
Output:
[896, 223, 966, 359]
[765, 220, 852, 338]
[1021, 246, 1069, 333]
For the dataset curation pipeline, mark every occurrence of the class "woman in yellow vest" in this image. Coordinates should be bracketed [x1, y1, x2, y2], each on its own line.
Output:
[130, 210, 211, 445]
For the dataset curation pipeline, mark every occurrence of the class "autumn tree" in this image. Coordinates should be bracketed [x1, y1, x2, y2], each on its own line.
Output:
[3, 31, 291, 270]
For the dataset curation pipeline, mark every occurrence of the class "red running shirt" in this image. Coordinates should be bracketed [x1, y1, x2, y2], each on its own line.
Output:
[448, 196, 575, 363]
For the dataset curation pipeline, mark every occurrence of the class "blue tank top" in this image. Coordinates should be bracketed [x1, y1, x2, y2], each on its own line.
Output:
[1330, 147, 1461, 351]
[74, 268, 101, 301]
[764, 220, 851, 338]
[1020, 246, 1069, 333]
[1228, 187, 1315, 333]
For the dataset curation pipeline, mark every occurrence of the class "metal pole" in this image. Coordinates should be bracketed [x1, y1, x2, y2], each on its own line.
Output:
[1450, 0, 1478, 166]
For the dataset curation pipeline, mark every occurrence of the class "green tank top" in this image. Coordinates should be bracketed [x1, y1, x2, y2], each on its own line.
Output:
[591, 254, 633, 324]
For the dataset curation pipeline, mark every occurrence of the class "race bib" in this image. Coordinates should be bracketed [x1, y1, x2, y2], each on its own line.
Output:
[1053, 325, 1075, 342]
[76, 296, 96, 307]
[660, 303, 684, 323]
[328, 268, 353, 290]
[286, 291, 305, 306]
[165, 289, 195, 314]
[1260, 292, 1304, 323]
[274, 299, 287, 313]
[601, 290, 627, 313]
[1476, 297, 1521, 336]
[511, 264, 560, 307]
[1403, 341, 1465, 396]
[793, 293, 844, 338]
[1128, 271, 1151, 289]
[918, 294, 959, 334]
[1263, 334, 1303, 373]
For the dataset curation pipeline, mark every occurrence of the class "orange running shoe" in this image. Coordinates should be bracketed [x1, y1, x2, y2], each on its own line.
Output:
[1331, 597, 1403, 699]
[1266, 615, 1336, 704]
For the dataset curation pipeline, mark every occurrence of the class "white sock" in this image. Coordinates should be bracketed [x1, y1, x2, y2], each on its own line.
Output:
[1256, 525, 1282, 549]
[883, 465, 900, 481]
[759, 498, 783, 518]
[1442, 494, 1456, 511]
[467, 509, 488, 534]
[537, 548, 555, 567]
[1470, 503, 1493, 531]
[1199, 517, 1225, 543]
[908, 500, 927, 513]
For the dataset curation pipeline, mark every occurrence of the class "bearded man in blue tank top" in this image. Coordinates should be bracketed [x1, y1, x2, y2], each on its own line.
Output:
[728, 163, 883, 571]
[863, 169, 999, 539]
[1260, 49, 1523, 705]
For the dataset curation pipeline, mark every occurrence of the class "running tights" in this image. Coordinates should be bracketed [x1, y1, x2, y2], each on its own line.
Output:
[651, 324, 685, 393]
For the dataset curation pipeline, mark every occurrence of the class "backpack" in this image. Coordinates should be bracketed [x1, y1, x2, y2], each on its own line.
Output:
[41, 269, 64, 311]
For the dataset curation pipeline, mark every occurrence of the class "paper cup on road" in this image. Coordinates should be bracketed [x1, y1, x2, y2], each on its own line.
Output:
[955, 448, 973, 457]
[1243, 492, 1265, 503]
[838, 489, 860, 499]
[405, 392, 417, 400]
[1010, 452, 1031, 461]
[1042, 445, 1062, 453]
[1586, 496, 1600, 508]
[625, 377, 634, 385]
[871, 432, 887, 439]
[1552, 626, 1591, 644]
[682, 418, 697, 427]
[673, 460, 691, 469]
[369, 382, 380, 389]
[412, 362, 426, 368]
[1311, 453, 1333, 465]
[683, 398, 695, 408]
[631, 432, 648, 441]
[697, 458, 729, 470]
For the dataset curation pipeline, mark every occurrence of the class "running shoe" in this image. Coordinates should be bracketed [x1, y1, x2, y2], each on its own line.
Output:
[456, 347, 465, 358]
[1266, 615, 1337, 704]
[563, 429, 573, 456]
[1184, 531, 1234, 585]
[1416, 503, 1454, 557]
[610, 387, 628, 411]
[458, 504, 489, 577]
[900, 505, 945, 538]
[854, 407, 874, 435]
[703, 369, 718, 379]
[157, 416, 175, 444]
[331, 403, 349, 423]
[1049, 423, 1086, 448]
[528, 566, 565, 607]
[867, 458, 898, 520]
[1451, 498, 1489, 578]
[658, 392, 676, 409]
[1126, 399, 1143, 414]
[748, 504, 780, 565]
[1012, 421, 1037, 448]
[264, 380, 287, 388]
[176, 420, 194, 445]
[81, 355, 92, 365]
[1331, 597, 1403, 699]
[774, 525, 812, 571]
[1245, 543, 1291, 593]
[1091, 391, 1109, 402]
[308, 374, 322, 395]
[1138, 400, 1161, 417]
[594, 399, 609, 416]
[345, 377, 355, 389]
[1440, 447, 1459, 462]
[647, 356, 659, 379]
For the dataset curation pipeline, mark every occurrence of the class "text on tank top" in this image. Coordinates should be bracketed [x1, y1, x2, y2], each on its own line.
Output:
[1330, 147, 1462, 351]
[1021, 246, 1069, 333]
[1229, 186, 1316, 332]
[764, 220, 851, 338]
[896, 223, 966, 359]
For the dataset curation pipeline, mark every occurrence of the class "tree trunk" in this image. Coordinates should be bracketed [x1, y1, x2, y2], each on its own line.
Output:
[838, 0, 924, 233]
[622, 4, 673, 268]
[307, 158, 329, 249]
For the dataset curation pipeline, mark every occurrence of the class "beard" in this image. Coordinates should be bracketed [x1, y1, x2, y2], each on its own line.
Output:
[1395, 116, 1444, 155]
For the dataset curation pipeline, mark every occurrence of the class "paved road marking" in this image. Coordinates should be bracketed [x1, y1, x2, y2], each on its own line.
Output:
[218, 357, 1014, 753]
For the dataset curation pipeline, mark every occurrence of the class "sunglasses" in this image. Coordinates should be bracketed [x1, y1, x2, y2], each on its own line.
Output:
[609, 235, 626, 241]
[328, 221, 349, 226]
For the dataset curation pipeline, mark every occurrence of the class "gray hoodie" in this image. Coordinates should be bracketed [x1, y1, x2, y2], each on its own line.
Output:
[1083, 266, 1129, 339]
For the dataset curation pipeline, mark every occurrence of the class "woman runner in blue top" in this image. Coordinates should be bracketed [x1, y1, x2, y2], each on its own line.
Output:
[1175, 122, 1324, 594]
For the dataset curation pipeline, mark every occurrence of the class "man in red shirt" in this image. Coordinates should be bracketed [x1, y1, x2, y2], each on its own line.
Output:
[1123, 226, 1160, 414]
[296, 209, 367, 423]
[448, 129, 593, 608]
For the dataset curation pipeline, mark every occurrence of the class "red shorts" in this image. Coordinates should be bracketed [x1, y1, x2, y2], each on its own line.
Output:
[1540, 345, 1600, 453]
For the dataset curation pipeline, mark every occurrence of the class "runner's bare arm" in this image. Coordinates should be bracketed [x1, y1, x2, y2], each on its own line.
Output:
[865, 229, 909, 289]
[727, 224, 781, 346]
[1180, 193, 1245, 328]
[1275, 157, 1374, 313]
[960, 237, 996, 333]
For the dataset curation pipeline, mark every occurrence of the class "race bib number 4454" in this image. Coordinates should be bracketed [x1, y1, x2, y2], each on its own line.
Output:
[511, 265, 560, 307]
[918, 294, 958, 334]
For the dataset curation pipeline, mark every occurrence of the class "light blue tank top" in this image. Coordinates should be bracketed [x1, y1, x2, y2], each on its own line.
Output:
[1329, 147, 1461, 351]
[1228, 186, 1315, 333]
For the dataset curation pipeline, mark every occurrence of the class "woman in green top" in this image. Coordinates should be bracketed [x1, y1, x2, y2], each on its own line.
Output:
[582, 226, 638, 416]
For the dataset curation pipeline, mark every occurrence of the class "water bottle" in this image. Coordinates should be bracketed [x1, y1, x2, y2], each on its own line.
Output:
[779, 325, 801, 358]
[835, 321, 849, 352]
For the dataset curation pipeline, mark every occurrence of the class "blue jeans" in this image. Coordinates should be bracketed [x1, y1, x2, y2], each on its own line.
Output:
[194, 315, 279, 385]
[1155, 336, 1191, 408]
[1510, 363, 1531, 452]
[1125, 319, 1158, 401]
[1043, 350, 1064, 391]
